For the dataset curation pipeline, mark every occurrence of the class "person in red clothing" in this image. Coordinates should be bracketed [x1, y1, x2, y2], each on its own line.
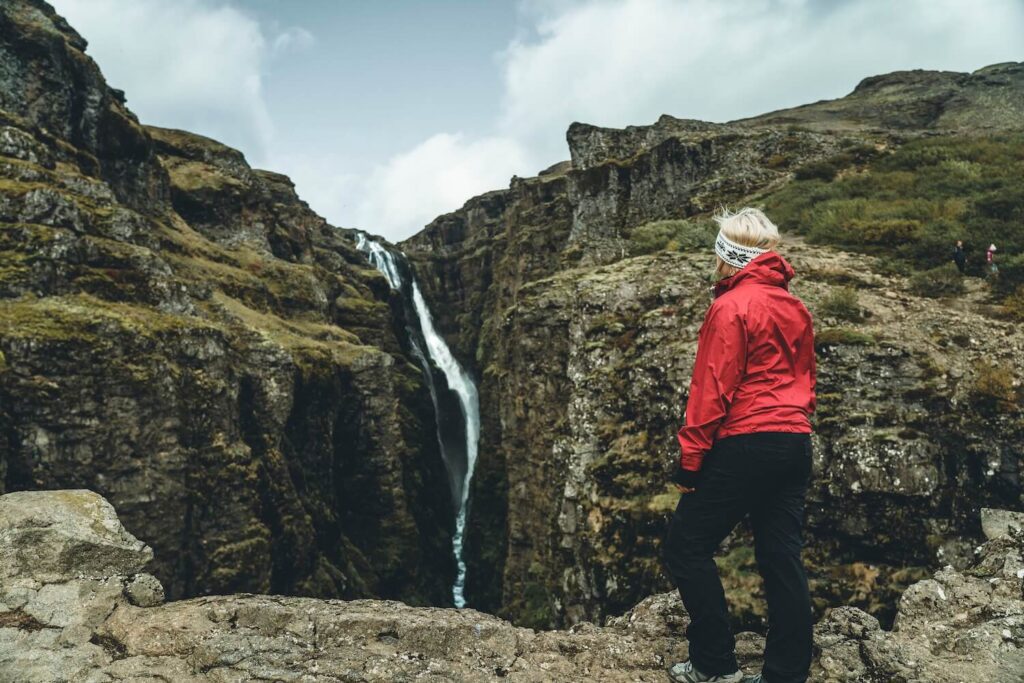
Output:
[664, 207, 816, 683]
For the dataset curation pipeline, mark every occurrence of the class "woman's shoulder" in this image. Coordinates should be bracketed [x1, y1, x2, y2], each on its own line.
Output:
[706, 291, 749, 322]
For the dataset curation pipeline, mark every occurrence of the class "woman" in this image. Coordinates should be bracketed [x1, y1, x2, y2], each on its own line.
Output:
[664, 208, 816, 683]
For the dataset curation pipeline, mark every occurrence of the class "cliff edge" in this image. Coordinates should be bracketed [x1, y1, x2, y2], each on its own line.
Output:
[1, 489, 1022, 682]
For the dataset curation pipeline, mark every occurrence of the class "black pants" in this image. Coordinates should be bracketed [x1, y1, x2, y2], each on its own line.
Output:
[663, 432, 813, 683]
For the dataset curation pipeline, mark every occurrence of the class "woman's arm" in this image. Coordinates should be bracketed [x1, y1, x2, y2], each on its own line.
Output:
[674, 302, 748, 487]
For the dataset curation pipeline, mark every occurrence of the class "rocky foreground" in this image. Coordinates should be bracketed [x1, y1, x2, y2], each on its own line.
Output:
[1, 490, 1021, 682]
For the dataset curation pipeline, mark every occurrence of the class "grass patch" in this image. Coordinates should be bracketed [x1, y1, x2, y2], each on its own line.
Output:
[818, 286, 861, 321]
[815, 327, 875, 347]
[907, 262, 966, 298]
[764, 134, 1024, 300]
[626, 218, 716, 256]
[968, 359, 1018, 413]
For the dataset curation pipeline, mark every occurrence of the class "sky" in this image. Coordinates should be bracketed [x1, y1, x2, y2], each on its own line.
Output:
[50, 0, 1024, 242]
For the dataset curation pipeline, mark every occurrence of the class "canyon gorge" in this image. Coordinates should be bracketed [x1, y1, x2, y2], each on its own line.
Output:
[0, 1, 1022, 680]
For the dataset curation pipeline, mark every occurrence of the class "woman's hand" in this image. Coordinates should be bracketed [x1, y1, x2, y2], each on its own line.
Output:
[674, 484, 695, 494]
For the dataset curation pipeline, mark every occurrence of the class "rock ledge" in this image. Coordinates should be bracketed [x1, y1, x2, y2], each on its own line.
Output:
[1, 490, 1022, 682]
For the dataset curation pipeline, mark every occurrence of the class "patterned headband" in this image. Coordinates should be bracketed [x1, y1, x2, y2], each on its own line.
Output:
[715, 231, 767, 268]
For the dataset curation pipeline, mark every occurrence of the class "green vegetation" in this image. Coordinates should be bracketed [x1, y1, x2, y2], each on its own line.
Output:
[818, 286, 861, 320]
[815, 327, 876, 347]
[626, 218, 716, 256]
[907, 262, 967, 298]
[765, 134, 1024, 297]
[1005, 286, 1024, 320]
[968, 359, 1018, 413]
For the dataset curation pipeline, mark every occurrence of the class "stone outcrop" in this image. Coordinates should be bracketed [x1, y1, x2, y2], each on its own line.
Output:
[0, 0, 455, 605]
[400, 64, 1024, 627]
[737, 62, 1024, 132]
[2, 489, 1022, 682]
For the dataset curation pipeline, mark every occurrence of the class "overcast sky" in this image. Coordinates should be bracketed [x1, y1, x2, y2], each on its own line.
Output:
[51, 0, 1023, 242]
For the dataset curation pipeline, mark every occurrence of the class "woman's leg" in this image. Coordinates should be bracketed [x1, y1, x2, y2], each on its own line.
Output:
[750, 436, 813, 683]
[663, 441, 753, 676]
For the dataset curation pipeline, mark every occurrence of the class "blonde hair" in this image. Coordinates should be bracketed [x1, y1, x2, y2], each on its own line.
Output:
[713, 207, 781, 278]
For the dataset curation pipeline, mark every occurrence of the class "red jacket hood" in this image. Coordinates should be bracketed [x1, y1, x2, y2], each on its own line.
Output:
[713, 251, 795, 299]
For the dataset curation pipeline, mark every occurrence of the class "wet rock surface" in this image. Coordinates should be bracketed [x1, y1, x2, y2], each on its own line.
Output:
[2, 490, 1022, 682]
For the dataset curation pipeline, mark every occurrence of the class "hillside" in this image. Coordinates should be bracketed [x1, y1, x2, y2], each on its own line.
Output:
[399, 63, 1024, 627]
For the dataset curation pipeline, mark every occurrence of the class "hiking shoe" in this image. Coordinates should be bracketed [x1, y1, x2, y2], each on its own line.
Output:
[666, 660, 743, 682]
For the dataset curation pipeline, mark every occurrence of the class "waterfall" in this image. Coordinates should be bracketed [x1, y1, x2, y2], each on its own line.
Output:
[355, 232, 480, 608]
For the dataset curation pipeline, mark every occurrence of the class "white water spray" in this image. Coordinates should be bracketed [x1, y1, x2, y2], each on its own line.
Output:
[355, 232, 480, 607]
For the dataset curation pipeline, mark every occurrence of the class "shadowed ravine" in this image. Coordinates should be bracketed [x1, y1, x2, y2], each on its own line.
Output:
[356, 232, 481, 607]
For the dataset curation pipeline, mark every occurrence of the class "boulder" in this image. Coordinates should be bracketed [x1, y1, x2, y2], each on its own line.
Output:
[0, 489, 152, 583]
[981, 507, 1024, 540]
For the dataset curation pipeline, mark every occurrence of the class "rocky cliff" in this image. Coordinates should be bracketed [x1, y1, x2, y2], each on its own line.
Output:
[2, 0, 1022, 660]
[3, 489, 1022, 682]
[0, 0, 456, 606]
[400, 64, 1024, 627]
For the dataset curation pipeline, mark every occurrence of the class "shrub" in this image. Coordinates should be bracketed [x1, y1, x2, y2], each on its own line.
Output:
[1005, 285, 1024, 320]
[794, 159, 844, 181]
[819, 287, 861, 321]
[850, 218, 922, 246]
[968, 360, 1018, 413]
[907, 262, 966, 298]
[627, 219, 716, 256]
[989, 252, 1024, 296]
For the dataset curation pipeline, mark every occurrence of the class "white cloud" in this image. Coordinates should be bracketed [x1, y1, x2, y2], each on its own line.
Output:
[353, 0, 1024, 241]
[351, 133, 532, 238]
[50, 0, 311, 160]
[500, 0, 1024, 160]
[272, 26, 316, 56]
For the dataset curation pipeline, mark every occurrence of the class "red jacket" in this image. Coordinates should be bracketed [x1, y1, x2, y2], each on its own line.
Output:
[676, 251, 816, 481]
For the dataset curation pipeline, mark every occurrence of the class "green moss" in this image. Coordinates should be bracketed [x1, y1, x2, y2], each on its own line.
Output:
[335, 296, 384, 315]
[715, 545, 766, 630]
[513, 573, 556, 630]
[815, 327, 876, 347]
[166, 159, 246, 193]
[647, 490, 679, 513]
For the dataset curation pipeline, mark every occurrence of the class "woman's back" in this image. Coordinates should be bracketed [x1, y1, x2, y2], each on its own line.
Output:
[710, 252, 815, 440]
[677, 251, 815, 463]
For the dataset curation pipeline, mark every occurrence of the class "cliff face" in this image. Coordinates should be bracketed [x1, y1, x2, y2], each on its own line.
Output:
[4, 489, 1022, 682]
[400, 64, 1024, 627]
[0, 0, 454, 605]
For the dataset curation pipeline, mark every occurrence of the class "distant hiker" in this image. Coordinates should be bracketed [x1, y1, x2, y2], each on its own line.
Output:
[987, 243, 998, 279]
[663, 207, 816, 683]
[952, 240, 967, 274]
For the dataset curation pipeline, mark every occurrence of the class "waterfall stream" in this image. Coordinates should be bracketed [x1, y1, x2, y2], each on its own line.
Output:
[355, 232, 480, 607]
